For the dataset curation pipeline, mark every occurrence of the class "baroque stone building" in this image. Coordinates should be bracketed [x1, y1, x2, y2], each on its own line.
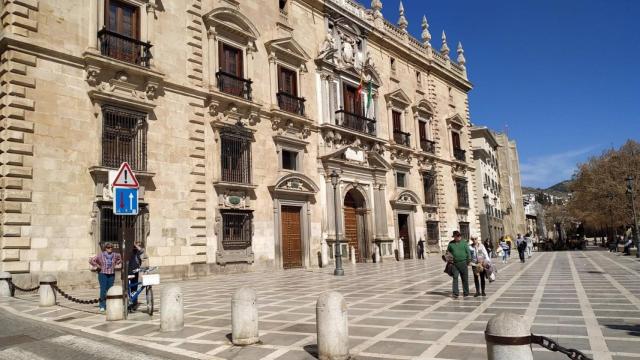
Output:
[493, 131, 526, 239]
[471, 126, 504, 247]
[0, 0, 479, 286]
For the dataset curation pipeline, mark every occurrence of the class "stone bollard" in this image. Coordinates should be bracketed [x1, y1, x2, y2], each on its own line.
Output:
[321, 239, 329, 267]
[39, 275, 57, 307]
[397, 239, 404, 260]
[161, 284, 183, 332]
[350, 246, 356, 264]
[106, 285, 124, 321]
[231, 287, 259, 345]
[317, 291, 349, 360]
[374, 244, 381, 263]
[0, 272, 11, 297]
[485, 312, 533, 360]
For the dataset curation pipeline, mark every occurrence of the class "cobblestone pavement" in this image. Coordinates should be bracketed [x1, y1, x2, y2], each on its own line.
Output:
[3, 249, 640, 360]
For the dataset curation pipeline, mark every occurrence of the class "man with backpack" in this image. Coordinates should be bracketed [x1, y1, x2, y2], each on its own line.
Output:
[516, 234, 526, 263]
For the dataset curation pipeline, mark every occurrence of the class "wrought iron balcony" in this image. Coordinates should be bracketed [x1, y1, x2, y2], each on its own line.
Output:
[454, 148, 466, 162]
[420, 139, 436, 154]
[335, 109, 376, 135]
[276, 91, 305, 116]
[98, 28, 152, 67]
[216, 71, 253, 101]
[393, 130, 411, 147]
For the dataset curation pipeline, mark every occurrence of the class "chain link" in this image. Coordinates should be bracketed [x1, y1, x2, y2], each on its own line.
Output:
[531, 334, 592, 360]
[51, 283, 102, 305]
[6, 279, 40, 293]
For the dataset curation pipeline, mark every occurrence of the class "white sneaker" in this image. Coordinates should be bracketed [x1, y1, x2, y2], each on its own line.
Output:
[99, 308, 106, 313]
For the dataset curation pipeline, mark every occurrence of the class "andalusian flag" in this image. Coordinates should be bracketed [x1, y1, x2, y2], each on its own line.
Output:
[365, 80, 373, 118]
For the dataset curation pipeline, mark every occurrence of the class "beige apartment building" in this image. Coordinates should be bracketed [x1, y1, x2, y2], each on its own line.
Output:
[0, 0, 479, 286]
[471, 126, 504, 247]
[493, 131, 526, 239]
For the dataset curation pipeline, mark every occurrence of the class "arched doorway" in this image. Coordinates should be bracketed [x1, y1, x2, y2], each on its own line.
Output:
[344, 190, 366, 262]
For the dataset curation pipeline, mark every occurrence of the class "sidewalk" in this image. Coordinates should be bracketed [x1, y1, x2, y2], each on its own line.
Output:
[3, 250, 640, 359]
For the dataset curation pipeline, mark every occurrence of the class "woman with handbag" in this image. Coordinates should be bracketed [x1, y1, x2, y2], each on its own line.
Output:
[469, 235, 489, 297]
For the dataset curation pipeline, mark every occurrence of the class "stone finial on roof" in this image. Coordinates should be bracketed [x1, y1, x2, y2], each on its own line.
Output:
[441, 30, 450, 57]
[421, 15, 431, 46]
[397, 1, 408, 32]
[371, 0, 382, 16]
[457, 41, 466, 66]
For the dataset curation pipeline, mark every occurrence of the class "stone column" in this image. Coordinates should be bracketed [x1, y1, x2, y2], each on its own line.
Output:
[485, 313, 533, 360]
[320, 74, 330, 124]
[325, 177, 337, 241]
[207, 29, 218, 90]
[373, 184, 389, 240]
[231, 287, 259, 345]
[39, 275, 56, 307]
[269, 54, 278, 107]
[316, 292, 349, 360]
[0, 272, 12, 297]
[88, 0, 99, 50]
[106, 285, 124, 321]
[161, 285, 184, 332]
[328, 76, 337, 123]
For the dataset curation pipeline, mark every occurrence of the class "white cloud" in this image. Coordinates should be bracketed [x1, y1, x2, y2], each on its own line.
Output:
[520, 146, 600, 188]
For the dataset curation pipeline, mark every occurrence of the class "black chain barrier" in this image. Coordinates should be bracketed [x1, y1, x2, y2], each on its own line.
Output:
[51, 283, 104, 305]
[485, 332, 592, 360]
[8, 279, 40, 293]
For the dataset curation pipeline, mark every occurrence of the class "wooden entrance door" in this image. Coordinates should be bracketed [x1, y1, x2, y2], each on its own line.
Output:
[398, 214, 411, 259]
[281, 206, 302, 269]
[344, 192, 362, 262]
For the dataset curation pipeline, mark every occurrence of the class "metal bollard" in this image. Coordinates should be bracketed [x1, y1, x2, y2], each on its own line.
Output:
[316, 291, 349, 360]
[321, 239, 329, 267]
[350, 246, 356, 264]
[485, 313, 533, 360]
[106, 285, 124, 321]
[39, 275, 56, 307]
[397, 239, 404, 260]
[374, 244, 381, 263]
[161, 284, 184, 332]
[0, 272, 11, 297]
[231, 287, 259, 345]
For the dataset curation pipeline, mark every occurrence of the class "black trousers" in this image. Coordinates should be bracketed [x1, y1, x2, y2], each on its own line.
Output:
[518, 249, 525, 262]
[473, 271, 485, 294]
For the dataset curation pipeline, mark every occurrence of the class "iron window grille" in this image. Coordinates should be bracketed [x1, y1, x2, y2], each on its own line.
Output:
[99, 205, 147, 255]
[101, 106, 147, 171]
[459, 222, 470, 241]
[220, 126, 252, 184]
[423, 173, 437, 205]
[221, 210, 253, 251]
[456, 179, 469, 208]
[426, 221, 440, 246]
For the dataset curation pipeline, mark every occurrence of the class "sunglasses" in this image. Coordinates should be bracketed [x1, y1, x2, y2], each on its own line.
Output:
[105, 246, 113, 249]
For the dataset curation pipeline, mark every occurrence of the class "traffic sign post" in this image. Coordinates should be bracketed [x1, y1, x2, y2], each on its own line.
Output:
[111, 162, 140, 320]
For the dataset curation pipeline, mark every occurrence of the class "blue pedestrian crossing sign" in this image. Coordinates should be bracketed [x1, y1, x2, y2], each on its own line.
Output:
[113, 187, 138, 215]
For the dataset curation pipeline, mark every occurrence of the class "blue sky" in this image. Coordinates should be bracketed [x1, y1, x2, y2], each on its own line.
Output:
[361, 0, 640, 188]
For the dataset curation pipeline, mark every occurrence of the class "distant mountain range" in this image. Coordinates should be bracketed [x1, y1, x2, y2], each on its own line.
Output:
[522, 180, 572, 197]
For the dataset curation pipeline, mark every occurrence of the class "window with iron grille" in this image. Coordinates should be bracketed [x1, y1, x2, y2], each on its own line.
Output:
[455, 178, 469, 208]
[221, 210, 253, 251]
[459, 222, 470, 241]
[423, 172, 437, 205]
[220, 128, 252, 184]
[426, 221, 439, 246]
[396, 172, 406, 188]
[99, 205, 147, 256]
[102, 105, 147, 171]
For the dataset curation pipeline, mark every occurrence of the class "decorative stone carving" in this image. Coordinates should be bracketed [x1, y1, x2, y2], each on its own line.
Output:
[145, 80, 160, 100]
[221, 191, 249, 209]
[86, 65, 101, 86]
[318, 30, 337, 60]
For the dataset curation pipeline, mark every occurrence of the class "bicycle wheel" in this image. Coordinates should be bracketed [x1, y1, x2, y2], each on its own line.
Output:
[145, 286, 154, 316]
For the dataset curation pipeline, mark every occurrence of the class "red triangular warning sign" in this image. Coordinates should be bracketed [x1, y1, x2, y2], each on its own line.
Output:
[111, 162, 139, 188]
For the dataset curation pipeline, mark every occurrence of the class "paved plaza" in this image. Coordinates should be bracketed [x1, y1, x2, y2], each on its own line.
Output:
[3, 249, 640, 360]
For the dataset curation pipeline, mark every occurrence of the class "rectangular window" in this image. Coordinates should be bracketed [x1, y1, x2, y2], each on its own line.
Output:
[426, 221, 439, 246]
[220, 130, 251, 184]
[101, 106, 147, 171]
[342, 83, 363, 116]
[423, 173, 437, 205]
[221, 211, 252, 251]
[459, 222, 470, 241]
[396, 172, 406, 188]
[219, 43, 243, 77]
[451, 131, 461, 149]
[100, 205, 147, 257]
[281, 149, 298, 171]
[455, 178, 469, 208]
[419, 120, 427, 140]
[392, 110, 402, 132]
[102, 0, 144, 65]
[106, 0, 138, 38]
[278, 66, 297, 95]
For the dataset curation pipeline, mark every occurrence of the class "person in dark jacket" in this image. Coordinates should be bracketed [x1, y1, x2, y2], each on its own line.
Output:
[128, 240, 145, 310]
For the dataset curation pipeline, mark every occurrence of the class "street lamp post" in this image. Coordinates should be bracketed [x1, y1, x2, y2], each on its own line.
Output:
[626, 176, 640, 258]
[483, 194, 493, 248]
[330, 170, 344, 276]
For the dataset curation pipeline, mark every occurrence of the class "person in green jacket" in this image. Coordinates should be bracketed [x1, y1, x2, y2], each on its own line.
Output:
[446, 230, 471, 298]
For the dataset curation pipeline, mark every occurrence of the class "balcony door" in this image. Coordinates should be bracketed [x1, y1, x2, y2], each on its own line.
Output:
[219, 43, 243, 77]
[105, 0, 140, 63]
[343, 84, 363, 116]
[451, 131, 461, 150]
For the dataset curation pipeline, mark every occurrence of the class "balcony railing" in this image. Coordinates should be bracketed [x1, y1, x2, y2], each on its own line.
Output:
[453, 148, 466, 162]
[276, 91, 305, 116]
[98, 28, 152, 67]
[335, 109, 376, 135]
[420, 139, 436, 154]
[393, 130, 411, 147]
[216, 71, 253, 101]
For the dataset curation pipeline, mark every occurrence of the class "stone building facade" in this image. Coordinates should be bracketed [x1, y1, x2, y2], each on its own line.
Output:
[0, 0, 479, 286]
[493, 131, 526, 239]
[471, 126, 503, 247]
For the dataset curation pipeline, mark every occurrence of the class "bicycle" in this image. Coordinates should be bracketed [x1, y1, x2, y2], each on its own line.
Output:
[127, 266, 158, 315]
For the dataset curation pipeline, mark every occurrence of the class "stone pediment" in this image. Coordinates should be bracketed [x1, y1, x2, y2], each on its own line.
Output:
[321, 146, 390, 170]
[384, 88, 412, 106]
[391, 190, 421, 208]
[204, 7, 260, 42]
[413, 99, 435, 116]
[270, 173, 319, 196]
[265, 37, 310, 65]
[447, 113, 466, 127]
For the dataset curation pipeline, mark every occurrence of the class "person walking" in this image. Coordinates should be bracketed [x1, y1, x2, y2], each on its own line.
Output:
[525, 233, 534, 258]
[89, 242, 122, 313]
[446, 230, 471, 299]
[470, 235, 489, 297]
[516, 234, 526, 263]
[483, 239, 494, 258]
[127, 240, 145, 311]
[499, 238, 509, 263]
[417, 238, 425, 259]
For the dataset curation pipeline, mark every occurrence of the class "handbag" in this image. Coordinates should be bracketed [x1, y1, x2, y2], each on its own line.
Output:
[444, 262, 454, 277]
